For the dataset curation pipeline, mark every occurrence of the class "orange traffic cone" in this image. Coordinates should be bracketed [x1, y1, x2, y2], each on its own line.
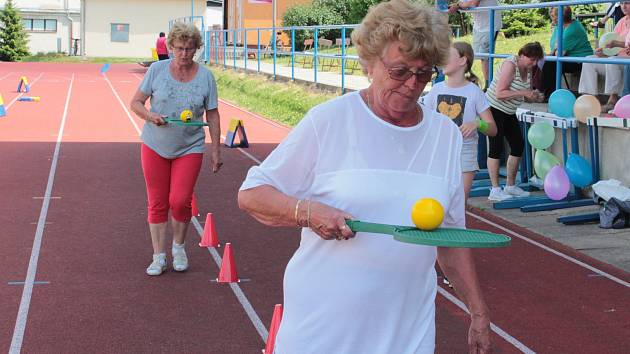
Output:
[199, 213, 220, 248]
[262, 304, 283, 354]
[217, 243, 239, 283]
[191, 193, 200, 217]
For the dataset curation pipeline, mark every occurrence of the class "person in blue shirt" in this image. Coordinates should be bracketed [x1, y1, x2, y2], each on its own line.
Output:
[539, 6, 593, 100]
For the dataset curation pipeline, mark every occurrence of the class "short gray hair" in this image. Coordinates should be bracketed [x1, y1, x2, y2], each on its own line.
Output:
[167, 22, 202, 49]
[351, 0, 451, 72]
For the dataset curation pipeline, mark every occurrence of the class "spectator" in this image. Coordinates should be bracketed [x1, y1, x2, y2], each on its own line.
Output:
[579, 2, 630, 112]
[485, 42, 545, 201]
[594, 2, 625, 28]
[156, 32, 169, 60]
[538, 6, 593, 100]
[449, 0, 503, 89]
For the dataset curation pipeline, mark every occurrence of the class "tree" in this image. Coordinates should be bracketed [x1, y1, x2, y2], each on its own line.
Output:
[0, 0, 29, 61]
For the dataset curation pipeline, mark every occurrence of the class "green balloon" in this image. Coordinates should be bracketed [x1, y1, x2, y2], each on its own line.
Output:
[534, 150, 561, 180]
[528, 122, 555, 149]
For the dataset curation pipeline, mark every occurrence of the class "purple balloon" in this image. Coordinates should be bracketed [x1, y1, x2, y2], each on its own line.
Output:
[544, 166, 571, 201]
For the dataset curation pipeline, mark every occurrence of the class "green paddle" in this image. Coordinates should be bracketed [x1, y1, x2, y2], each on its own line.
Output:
[346, 220, 510, 248]
[165, 118, 208, 126]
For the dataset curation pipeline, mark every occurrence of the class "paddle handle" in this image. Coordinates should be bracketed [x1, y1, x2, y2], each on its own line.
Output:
[345, 220, 396, 235]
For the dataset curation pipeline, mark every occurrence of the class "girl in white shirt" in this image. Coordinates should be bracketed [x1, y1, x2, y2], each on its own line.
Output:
[425, 42, 497, 204]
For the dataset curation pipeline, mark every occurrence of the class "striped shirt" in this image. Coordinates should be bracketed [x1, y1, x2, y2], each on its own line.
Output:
[485, 56, 531, 115]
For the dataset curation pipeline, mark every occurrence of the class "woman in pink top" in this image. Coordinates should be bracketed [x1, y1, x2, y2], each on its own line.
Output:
[156, 32, 169, 60]
[579, 2, 630, 112]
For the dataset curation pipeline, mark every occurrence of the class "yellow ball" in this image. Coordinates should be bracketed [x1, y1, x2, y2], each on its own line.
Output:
[180, 109, 193, 122]
[411, 198, 444, 231]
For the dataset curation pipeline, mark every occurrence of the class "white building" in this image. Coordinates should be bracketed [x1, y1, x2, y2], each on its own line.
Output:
[2, 0, 223, 58]
[80, 0, 208, 58]
[0, 0, 81, 55]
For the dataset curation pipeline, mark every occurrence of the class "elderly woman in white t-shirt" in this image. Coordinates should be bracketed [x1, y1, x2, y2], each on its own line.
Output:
[237, 1, 492, 353]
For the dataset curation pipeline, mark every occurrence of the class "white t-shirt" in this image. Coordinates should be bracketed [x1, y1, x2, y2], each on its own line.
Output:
[466, 0, 502, 32]
[240, 91, 465, 354]
[423, 81, 490, 149]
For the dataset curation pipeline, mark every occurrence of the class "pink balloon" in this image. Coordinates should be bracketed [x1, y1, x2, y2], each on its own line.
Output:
[613, 95, 630, 118]
[544, 166, 571, 201]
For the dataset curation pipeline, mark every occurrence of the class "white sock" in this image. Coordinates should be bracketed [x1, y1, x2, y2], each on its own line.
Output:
[491, 186, 502, 192]
[172, 243, 185, 253]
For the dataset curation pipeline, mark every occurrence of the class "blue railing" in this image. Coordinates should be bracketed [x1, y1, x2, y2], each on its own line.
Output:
[203, 0, 625, 94]
[205, 24, 360, 93]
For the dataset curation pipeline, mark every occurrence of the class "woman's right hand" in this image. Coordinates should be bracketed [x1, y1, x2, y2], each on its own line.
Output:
[595, 47, 607, 58]
[146, 112, 166, 126]
[307, 201, 356, 241]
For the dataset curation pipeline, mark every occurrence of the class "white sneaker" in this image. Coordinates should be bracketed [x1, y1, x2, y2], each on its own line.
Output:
[504, 185, 531, 198]
[146, 253, 167, 276]
[488, 187, 513, 201]
[172, 243, 188, 272]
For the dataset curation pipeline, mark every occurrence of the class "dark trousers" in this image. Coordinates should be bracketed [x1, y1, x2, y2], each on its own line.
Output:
[158, 54, 169, 61]
[540, 60, 582, 99]
[488, 106, 524, 159]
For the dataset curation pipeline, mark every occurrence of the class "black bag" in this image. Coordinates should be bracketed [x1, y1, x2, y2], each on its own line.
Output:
[599, 198, 630, 229]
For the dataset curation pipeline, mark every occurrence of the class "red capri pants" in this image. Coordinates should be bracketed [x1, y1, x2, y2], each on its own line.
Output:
[141, 144, 203, 224]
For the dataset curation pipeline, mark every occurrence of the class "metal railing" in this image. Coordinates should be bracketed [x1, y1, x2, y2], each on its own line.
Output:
[200, 0, 626, 95]
[205, 24, 361, 93]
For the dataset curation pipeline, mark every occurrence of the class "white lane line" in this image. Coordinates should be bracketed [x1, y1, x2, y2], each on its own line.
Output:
[437, 287, 536, 354]
[5, 73, 44, 109]
[106, 73, 269, 342]
[10, 73, 74, 354]
[0, 72, 13, 80]
[102, 74, 141, 135]
[191, 218, 269, 341]
[466, 211, 629, 288]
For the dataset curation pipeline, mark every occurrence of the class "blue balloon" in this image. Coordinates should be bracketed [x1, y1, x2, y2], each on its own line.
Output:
[565, 153, 593, 187]
[549, 89, 576, 118]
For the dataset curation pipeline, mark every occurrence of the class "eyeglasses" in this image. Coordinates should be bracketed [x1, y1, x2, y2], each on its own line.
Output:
[381, 58, 438, 83]
[173, 46, 196, 53]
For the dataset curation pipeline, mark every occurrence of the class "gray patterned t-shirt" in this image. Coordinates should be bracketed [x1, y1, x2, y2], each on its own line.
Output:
[139, 59, 218, 158]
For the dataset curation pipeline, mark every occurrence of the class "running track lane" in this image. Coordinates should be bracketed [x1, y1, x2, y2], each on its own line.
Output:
[2, 64, 263, 353]
[3, 63, 629, 353]
[0, 70, 72, 351]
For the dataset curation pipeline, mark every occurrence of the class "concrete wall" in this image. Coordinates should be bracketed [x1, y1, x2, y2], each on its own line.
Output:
[83, 0, 205, 57]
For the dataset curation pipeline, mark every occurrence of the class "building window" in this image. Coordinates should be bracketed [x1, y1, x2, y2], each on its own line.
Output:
[22, 18, 57, 32]
[111, 23, 129, 43]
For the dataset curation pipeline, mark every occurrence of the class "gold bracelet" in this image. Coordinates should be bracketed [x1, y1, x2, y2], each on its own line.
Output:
[306, 200, 311, 228]
[294, 199, 302, 226]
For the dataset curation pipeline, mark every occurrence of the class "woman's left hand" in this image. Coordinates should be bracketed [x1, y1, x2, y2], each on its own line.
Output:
[211, 149, 222, 173]
[468, 314, 492, 353]
[460, 122, 478, 138]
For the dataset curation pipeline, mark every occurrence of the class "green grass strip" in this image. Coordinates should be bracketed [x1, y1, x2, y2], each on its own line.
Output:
[210, 66, 336, 127]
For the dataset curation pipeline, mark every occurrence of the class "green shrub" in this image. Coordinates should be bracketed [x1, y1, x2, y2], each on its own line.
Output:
[282, 4, 343, 50]
[0, 0, 30, 61]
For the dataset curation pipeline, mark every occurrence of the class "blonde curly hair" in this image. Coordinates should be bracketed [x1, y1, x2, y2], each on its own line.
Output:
[351, 0, 451, 73]
[167, 22, 203, 49]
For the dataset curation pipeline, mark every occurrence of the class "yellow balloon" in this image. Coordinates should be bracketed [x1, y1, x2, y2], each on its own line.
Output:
[180, 109, 193, 122]
[573, 95, 601, 123]
[411, 198, 444, 231]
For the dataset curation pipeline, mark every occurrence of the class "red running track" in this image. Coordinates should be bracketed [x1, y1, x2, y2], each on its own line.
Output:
[0, 62, 628, 353]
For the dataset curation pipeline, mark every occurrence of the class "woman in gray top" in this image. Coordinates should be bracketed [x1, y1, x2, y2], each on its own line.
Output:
[130, 22, 222, 276]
